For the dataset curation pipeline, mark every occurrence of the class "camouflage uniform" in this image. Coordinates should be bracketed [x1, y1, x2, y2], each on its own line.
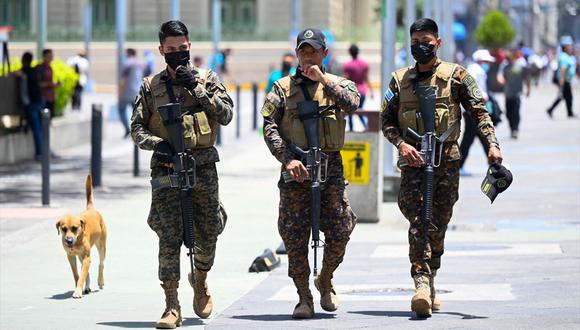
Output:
[381, 59, 499, 277]
[262, 73, 360, 281]
[131, 66, 233, 281]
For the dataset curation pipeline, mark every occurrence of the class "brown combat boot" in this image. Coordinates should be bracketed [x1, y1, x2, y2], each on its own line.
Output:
[156, 281, 182, 329]
[292, 278, 314, 319]
[190, 269, 213, 319]
[314, 267, 339, 312]
[430, 270, 440, 311]
[411, 274, 432, 318]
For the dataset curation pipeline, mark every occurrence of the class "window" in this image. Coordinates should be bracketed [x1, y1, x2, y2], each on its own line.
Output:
[218, 0, 256, 37]
[93, 0, 115, 27]
[0, 0, 30, 28]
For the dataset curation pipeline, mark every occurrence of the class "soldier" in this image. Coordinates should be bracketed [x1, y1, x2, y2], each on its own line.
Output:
[380, 18, 503, 317]
[131, 20, 233, 328]
[261, 28, 359, 319]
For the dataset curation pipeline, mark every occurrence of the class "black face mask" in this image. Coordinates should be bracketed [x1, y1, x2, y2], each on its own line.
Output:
[164, 50, 190, 70]
[411, 42, 436, 64]
[281, 61, 293, 74]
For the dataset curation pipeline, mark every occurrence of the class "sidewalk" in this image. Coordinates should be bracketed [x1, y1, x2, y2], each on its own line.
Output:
[0, 83, 579, 329]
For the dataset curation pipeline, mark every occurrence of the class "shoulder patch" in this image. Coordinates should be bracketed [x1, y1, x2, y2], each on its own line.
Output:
[463, 74, 483, 100]
[385, 88, 395, 102]
[261, 101, 278, 117]
[380, 99, 388, 113]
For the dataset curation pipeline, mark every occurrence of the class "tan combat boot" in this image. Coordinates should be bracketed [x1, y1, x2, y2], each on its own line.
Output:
[411, 274, 432, 318]
[156, 281, 182, 329]
[430, 270, 441, 311]
[314, 267, 339, 312]
[189, 269, 213, 319]
[292, 278, 314, 319]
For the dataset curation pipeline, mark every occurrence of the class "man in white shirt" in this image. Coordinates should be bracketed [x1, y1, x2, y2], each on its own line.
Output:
[66, 50, 90, 111]
[460, 49, 496, 176]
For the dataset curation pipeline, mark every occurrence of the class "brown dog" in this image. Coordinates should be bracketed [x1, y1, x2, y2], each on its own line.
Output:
[56, 174, 107, 298]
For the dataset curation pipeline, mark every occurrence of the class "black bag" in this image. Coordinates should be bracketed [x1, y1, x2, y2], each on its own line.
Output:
[552, 68, 559, 85]
[487, 95, 503, 126]
[248, 249, 281, 273]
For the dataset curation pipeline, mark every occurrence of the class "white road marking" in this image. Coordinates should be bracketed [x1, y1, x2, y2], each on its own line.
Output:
[370, 243, 562, 258]
[269, 283, 514, 301]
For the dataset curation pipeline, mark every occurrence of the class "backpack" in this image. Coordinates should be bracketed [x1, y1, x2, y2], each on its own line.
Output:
[487, 95, 503, 126]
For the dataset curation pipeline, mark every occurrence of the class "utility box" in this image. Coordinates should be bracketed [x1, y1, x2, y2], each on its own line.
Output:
[342, 111, 383, 223]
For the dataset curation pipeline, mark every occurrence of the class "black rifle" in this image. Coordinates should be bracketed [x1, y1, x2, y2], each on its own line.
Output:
[157, 102, 198, 284]
[404, 85, 458, 264]
[286, 90, 328, 277]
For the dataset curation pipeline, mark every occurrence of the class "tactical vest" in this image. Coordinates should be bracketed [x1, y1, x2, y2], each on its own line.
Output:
[277, 74, 346, 152]
[145, 68, 216, 150]
[393, 61, 461, 144]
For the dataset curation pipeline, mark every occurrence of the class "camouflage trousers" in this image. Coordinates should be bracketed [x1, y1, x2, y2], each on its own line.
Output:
[398, 161, 460, 277]
[148, 163, 227, 281]
[278, 177, 357, 280]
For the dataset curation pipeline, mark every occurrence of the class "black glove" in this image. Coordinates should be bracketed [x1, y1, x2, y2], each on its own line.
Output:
[175, 66, 198, 91]
[153, 141, 175, 164]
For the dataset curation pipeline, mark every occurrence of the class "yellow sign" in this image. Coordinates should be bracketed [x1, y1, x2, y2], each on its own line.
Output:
[341, 141, 370, 185]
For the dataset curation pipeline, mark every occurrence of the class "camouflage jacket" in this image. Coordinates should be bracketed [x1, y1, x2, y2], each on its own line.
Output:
[261, 72, 360, 175]
[131, 66, 233, 173]
[381, 58, 499, 161]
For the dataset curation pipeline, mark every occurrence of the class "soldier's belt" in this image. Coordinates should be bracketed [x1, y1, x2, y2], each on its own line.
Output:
[150, 175, 180, 191]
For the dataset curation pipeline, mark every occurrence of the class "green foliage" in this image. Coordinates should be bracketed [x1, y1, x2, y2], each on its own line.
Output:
[51, 60, 79, 117]
[474, 10, 516, 49]
[0, 58, 78, 117]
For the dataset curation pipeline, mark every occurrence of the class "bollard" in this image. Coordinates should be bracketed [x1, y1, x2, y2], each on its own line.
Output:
[252, 82, 258, 130]
[236, 84, 241, 138]
[133, 144, 139, 177]
[41, 108, 51, 206]
[91, 104, 103, 187]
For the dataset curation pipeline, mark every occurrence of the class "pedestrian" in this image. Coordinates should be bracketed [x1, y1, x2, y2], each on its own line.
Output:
[143, 49, 155, 77]
[119, 48, 143, 138]
[498, 49, 531, 139]
[66, 49, 90, 111]
[343, 43, 374, 130]
[36, 49, 60, 119]
[130, 20, 233, 328]
[261, 28, 359, 319]
[460, 49, 496, 176]
[18, 52, 43, 160]
[380, 18, 503, 318]
[547, 36, 577, 119]
[193, 55, 204, 69]
[265, 52, 296, 93]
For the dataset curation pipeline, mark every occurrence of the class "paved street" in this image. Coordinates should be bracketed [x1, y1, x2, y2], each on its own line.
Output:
[1, 83, 579, 329]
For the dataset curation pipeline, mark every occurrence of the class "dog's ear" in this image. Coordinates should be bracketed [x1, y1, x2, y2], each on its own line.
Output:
[55, 220, 62, 235]
[80, 219, 86, 231]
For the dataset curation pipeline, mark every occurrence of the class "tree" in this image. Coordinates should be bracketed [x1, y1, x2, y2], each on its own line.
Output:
[474, 10, 516, 49]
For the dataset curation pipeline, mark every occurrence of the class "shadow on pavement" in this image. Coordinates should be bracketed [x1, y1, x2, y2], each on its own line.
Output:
[97, 318, 203, 328]
[46, 291, 74, 300]
[46, 289, 101, 300]
[437, 311, 488, 319]
[349, 310, 488, 320]
[231, 313, 337, 321]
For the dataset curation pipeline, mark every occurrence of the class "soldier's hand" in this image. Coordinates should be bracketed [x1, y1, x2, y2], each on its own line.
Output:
[399, 142, 424, 167]
[175, 66, 198, 90]
[153, 141, 175, 164]
[286, 160, 309, 183]
[488, 146, 503, 165]
[301, 65, 325, 82]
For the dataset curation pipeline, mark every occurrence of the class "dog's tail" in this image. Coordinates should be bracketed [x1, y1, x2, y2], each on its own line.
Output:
[86, 174, 95, 209]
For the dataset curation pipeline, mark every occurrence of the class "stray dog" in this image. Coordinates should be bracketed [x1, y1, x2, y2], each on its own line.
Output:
[56, 174, 107, 298]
